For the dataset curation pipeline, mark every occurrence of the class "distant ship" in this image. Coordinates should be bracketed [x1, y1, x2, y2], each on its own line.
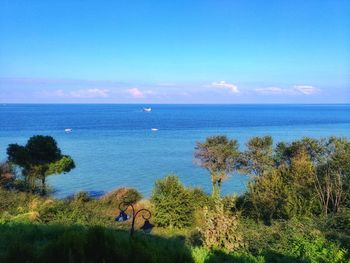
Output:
[151, 128, 158, 131]
[65, 128, 73, 133]
[143, 107, 152, 112]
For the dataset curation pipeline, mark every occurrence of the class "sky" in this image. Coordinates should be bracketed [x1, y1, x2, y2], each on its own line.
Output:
[0, 0, 349, 103]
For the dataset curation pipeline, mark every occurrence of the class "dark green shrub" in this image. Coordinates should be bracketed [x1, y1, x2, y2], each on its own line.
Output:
[151, 174, 194, 228]
[85, 226, 127, 263]
[4, 241, 35, 263]
[187, 187, 212, 210]
[40, 230, 86, 263]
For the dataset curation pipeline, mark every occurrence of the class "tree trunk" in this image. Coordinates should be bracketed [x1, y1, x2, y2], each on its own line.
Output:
[211, 178, 216, 197]
[41, 175, 46, 196]
[217, 177, 222, 197]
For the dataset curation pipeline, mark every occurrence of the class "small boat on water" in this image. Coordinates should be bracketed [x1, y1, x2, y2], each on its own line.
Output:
[151, 128, 158, 131]
[143, 107, 152, 112]
[65, 128, 73, 133]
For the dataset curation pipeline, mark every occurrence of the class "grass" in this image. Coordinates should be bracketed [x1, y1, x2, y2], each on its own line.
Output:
[0, 187, 349, 262]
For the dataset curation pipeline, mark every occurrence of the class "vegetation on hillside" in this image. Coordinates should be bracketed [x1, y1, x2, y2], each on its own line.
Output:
[0, 135, 349, 262]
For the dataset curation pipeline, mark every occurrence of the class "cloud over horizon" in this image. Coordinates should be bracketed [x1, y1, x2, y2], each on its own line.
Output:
[126, 88, 157, 98]
[211, 81, 240, 93]
[69, 88, 110, 98]
[127, 88, 145, 98]
[0, 77, 344, 103]
[255, 87, 286, 94]
[39, 88, 110, 98]
[255, 85, 319, 96]
[293, 85, 318, 95]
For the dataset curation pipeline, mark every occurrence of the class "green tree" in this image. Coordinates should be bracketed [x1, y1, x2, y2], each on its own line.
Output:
[7, 135, 75, 195]
[151, 174, 194, 228]
[275, 136, 350, 215]
[194, 136, 240, 197]
[244, 151, 318, 222]
[275, 137, 325, 166]
[240, 136, 274, 176]
[315, 137, 350, 214]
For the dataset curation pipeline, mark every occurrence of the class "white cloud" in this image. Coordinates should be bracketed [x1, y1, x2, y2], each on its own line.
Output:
[127, 88, 145, 98]
[254, 85, 319, 96]
[69, 88, 110, 98]
[211, 81, 239, 93]
[255, 87, 286, 94]
[40, 88, 110, 98]
[293, 85, 318, 95]
[40, 89, 66, 97]
[126, 88, 157, 98]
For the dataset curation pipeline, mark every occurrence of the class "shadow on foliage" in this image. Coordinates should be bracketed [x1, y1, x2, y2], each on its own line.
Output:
[0, 223, 194, 263]
[204, 249, 303, 263]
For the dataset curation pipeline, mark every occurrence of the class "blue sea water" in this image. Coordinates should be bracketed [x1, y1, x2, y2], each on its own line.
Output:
[0, 104, 350, 198]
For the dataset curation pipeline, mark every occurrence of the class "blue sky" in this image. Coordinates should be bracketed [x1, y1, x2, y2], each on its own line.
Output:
[0, 0, 349, 103]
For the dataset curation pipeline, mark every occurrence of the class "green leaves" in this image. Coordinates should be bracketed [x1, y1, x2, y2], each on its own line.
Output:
[195, 136, 240, 175]
[151, 175, 195, 228]
[240, 136, 274, 176]
[6, 135, 75, 194]
[194, 136, 240, 196]
[243, 136, 350, 221]
[46, 156, 75, 176]
[25, 135, 62, 165]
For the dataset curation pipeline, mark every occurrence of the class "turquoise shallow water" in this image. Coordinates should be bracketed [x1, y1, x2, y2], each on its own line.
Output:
[0, 104, 349, 198]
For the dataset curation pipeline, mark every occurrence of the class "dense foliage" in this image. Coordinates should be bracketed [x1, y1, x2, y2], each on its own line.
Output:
[194, 136, 240, 197]
[241, 136, 350, 222]
[1, 135, 350, 262]
[151, 175, 197, 228]
[6, 135, 75, 194]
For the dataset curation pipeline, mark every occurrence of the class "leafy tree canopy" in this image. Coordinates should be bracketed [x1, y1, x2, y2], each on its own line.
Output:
[7, 135, 75, 194]
[194, 136, 240, 196]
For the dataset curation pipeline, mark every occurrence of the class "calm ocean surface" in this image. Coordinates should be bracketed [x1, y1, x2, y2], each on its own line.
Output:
[1, 104, 350, 198]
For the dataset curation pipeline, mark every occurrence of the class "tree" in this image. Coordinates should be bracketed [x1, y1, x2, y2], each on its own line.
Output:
[275, 137, 325, 166]
[7, 135, 75, 195]
[240, 136, 274, 176]
[244, 151, 318, 222]
[314, 137, 350, 215]
[151, 174, 194, 228]
[275, 136, 350, 215]
[194, 136, 240, 197]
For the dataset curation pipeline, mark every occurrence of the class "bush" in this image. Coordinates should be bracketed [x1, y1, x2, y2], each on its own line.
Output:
[151, 174, 194, 228]
[40, 230, 87, 262]
[74, 191, 91, 202]
[198, 200, 244, 252]
[242, 152, 319, 223]
[4, 241, 36, 263]
[102, 187, 142, 206]
[0, 161, 15, 187]
[240, 218, 348, 262]
[222, 194, 238, 214]
[320, 209, 350, 247]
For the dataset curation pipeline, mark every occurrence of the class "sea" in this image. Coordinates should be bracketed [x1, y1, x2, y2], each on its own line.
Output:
[0, 104, 349, 198]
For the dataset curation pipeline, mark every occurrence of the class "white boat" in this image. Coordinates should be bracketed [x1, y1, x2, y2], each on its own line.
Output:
[143, 107, 152, 112]
[151, 128, 158, 131]
[65, 128, 73, 133]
